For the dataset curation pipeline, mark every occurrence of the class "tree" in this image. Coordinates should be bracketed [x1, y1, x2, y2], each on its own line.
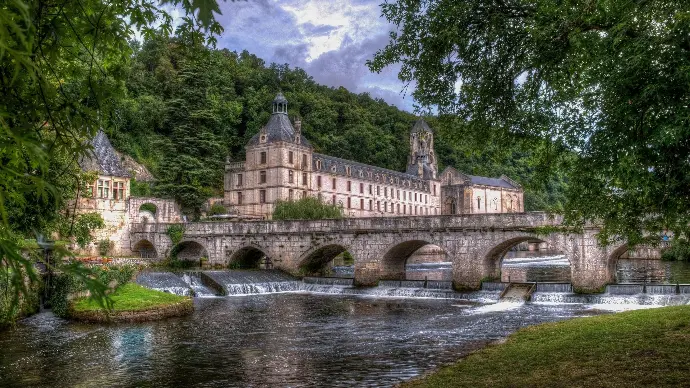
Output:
[273, 197, 343, 220]
[369, 0, 690, 245]
[0, 0, 223, 317]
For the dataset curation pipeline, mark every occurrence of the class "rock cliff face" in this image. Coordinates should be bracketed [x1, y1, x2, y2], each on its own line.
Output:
[117, 151, 155, 181]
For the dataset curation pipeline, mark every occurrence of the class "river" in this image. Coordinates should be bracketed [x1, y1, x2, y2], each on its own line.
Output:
[1, 293, 614, 387]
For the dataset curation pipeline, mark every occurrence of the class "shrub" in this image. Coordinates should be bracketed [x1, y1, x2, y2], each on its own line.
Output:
[98, 239, 113, 256]
[207, 203, 226, 216]
[139, 203, 157, 215]
[272, 197, 343, 220]
[73, 213, 105, 248]
[661, 239, 690, 261]
[166, 225, 185, 245]
[50, 265, 137, 317]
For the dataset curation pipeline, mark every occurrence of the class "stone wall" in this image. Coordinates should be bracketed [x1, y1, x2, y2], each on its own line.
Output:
[129, 212, 630, 292]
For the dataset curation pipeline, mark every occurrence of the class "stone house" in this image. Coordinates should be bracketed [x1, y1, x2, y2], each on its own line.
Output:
[224, 93, 524, 219]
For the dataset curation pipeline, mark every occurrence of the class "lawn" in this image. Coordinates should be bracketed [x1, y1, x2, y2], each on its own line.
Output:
[72, 283, 188, 312]
[403, 306, 690, 388]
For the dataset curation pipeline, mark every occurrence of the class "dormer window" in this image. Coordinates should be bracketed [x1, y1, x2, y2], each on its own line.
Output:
[316, 160, 322, 170]
[331, 165, 337, 173]
[346, 166, 351, 176]
[260, 134, 267, 143]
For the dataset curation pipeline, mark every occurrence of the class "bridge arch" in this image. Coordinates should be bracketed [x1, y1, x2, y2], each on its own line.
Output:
[171, 240, 208, 261]
[138, 203, 158, 223]
[481, 235, 568, 283]
[228, 245, 273, 269]
[298, 244, 354, 276]
[378, 240, 451, 281]
[132, 239, 158, 259]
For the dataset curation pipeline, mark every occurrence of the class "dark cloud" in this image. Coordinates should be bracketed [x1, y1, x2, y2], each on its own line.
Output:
[215, 0, 414, 111]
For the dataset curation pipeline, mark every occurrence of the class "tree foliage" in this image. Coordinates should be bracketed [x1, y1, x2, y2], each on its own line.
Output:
[369, 0, 690, 245]
[0, 0, 223, 321]
[273, 197, 343, 220]
[112, 34, 567, 215]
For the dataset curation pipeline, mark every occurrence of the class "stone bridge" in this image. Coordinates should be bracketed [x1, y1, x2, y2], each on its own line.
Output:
[129, 212, 629, 293]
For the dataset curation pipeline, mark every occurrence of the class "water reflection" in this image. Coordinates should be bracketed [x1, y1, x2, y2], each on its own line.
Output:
[616, 259, 690, 284]
[1, 295, 601, 388]
[501, 251, 571, 283]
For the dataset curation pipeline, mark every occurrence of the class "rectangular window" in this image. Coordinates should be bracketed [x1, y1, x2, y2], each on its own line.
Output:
[384, 187, 388, 197]
[433, 184, 436, 195]
[103, 180, 110, 198]
[289, 189, 294, 201]
[332, 178, 336, 190]
[360, 198, 364, 209]
[415, 193, 418, 202]
[347, 197, 351, 209]
[404, 204, 406, 214]
[289, 151, 294, 164]
[97, 180, 103, 198]
[397, 190, 400, 200]
[237, 191, 243, 205]
[377, 186, 380, 196]
[332, 195, 336, 205]
[260, 151, 267, 164]
[347, 181, 352, 192]
[317, 175, 322, 187]
[288, 170, 294, 183]
[426, 195, 428, 204]
[302, 154, 307, 169]
[397, 204, 400, 214]
[259, 190, 266, 203]
[113, 181, 124, 200]
[260, 170, 267, 184]
[369, 200, 373, 210]
[302, 190, 307, 199]
[403, 191, 406, 201]
[359, 183, 364, 193]
[377, 201, 380, 211]
[302, 172, 308, 185]
[237, 173, 243, 187]
[369, 185, 372, 195]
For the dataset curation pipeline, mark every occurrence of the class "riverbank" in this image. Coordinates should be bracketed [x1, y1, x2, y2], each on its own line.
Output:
[70, 283, 193, 323]
[401, 305, 690, 387]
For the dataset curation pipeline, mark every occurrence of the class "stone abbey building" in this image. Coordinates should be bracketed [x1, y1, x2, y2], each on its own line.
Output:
[224, 93, 524, 219]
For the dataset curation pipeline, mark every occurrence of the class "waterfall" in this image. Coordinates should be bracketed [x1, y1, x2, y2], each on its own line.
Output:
[535, 283, 573, 293]
[606, 285, 645, 295]
[180, 272, 219, 297]
[203, 270, 301, 296]
[303, 277, 354, 286]
[481, 282, 509, 292]
[135, 272, 193, 296]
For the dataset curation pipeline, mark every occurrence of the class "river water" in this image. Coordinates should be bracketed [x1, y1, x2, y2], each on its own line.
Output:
[2, 293, 611, 388]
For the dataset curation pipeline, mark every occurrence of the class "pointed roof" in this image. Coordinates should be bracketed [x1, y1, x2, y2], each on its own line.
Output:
[79, 130, 130, 177]
[439, 166, 519, 189]
[247, 93, 311, 147]
[411, 118, 433, 133]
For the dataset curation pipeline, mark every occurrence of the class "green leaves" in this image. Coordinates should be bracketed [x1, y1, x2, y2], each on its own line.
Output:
[372, 0, 690, 244]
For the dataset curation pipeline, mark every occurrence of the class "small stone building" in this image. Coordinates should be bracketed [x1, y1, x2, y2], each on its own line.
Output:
[224, 93, 524, 219]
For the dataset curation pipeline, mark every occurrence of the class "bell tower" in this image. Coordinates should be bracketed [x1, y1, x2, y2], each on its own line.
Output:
[406, 118, 437, 179]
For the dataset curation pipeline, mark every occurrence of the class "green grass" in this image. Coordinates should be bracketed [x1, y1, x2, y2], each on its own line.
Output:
[403, 306, 690, 388]
[72, 283, 187, 312]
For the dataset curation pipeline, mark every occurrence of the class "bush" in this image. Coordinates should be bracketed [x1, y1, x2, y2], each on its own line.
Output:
[0, 268, 41, 328]
[98, 239, 113, 256]
[139, 202, 157, 215]
[207, 203, 226, 216]
[272, 197, 343, 220]
[661, 239, 690, 261]
[50, 264, 137, 317]
[166, 225, 185, 245]
[73, 213, 105, 248]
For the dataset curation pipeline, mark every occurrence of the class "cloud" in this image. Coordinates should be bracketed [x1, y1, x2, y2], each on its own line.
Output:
[215, 0, 414, 111]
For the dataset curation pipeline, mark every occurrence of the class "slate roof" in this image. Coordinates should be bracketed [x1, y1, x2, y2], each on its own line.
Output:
[247, 94, 311, 147]
[411, 118, 433, 133]
[466, 174, 517, 189]
[247, 113, 312, 147]
[313, 153, 430, 191]
[79, 130, 130, 177]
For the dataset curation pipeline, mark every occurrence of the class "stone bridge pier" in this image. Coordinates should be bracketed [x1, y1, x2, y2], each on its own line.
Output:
[129, 213, 625, 293]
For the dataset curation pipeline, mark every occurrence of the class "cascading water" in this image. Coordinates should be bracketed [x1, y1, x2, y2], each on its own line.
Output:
[180, 272, 219, 297]
[202, 270, 302, 296]
[135, 272, 192, 296]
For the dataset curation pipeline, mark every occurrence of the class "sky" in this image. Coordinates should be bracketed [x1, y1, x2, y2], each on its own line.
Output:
[212, 0, 415, 111]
